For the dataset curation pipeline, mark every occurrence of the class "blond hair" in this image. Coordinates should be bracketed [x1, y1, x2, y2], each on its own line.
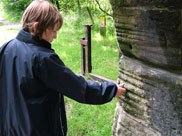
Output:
[22, 0, 63, 37]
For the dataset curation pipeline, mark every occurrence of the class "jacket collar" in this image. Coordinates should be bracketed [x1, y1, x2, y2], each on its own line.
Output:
[16, 30, 52, 50]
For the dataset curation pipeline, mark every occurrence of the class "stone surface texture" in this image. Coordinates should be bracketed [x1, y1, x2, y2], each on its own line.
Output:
[110, 0, 182, 136]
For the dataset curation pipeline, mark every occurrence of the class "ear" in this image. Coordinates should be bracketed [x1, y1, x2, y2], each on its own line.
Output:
[32, 22, 39, 34]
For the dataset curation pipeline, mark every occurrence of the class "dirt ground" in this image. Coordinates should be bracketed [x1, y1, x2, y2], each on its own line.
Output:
[0, 7, 21, 46]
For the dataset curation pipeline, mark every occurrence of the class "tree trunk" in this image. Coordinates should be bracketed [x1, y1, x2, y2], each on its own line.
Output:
[55, 0, 60, 10]
[86, 7, 94, 24]
[77, 0, 81, 14]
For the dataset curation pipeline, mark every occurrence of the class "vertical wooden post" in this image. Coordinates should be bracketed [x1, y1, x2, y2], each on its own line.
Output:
[85, 24, 92, 73]
[80, 24, 92, 75]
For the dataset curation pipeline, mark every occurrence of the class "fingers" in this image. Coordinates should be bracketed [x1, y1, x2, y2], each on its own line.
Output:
[119, 87, 126, 95]
[118, 84, 124, 88]
[115, 84, 126, 98]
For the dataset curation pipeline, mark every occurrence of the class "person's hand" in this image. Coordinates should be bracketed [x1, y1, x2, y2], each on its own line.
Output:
[115, 84, 126, 98]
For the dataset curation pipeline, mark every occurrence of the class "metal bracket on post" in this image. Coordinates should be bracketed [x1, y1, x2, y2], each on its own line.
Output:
[80, 24, 92, 75]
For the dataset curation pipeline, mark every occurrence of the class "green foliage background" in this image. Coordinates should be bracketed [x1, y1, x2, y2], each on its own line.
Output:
[0, 0, 113, 21]
[0, 0, 31, 21]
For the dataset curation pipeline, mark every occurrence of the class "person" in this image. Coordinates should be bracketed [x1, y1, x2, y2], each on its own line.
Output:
[0, 0, 126, 136]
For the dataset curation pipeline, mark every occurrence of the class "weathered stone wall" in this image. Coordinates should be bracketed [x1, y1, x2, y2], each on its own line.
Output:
[110, 0, 182, 135]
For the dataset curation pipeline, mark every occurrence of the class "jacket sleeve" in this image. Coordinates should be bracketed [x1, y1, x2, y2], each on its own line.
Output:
[36, 53, 117, 104]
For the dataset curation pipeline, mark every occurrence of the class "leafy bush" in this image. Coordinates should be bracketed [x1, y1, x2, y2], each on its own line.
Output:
[0, 0, 113, 22]
[0, 0, 32, 21]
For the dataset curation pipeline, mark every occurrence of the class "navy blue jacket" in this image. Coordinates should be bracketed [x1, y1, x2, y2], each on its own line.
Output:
[0, 30, 117, 136]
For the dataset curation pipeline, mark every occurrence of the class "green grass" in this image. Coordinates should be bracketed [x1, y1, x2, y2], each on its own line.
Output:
[65, 97, 117, 136]
[92, 33, 119, 80]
